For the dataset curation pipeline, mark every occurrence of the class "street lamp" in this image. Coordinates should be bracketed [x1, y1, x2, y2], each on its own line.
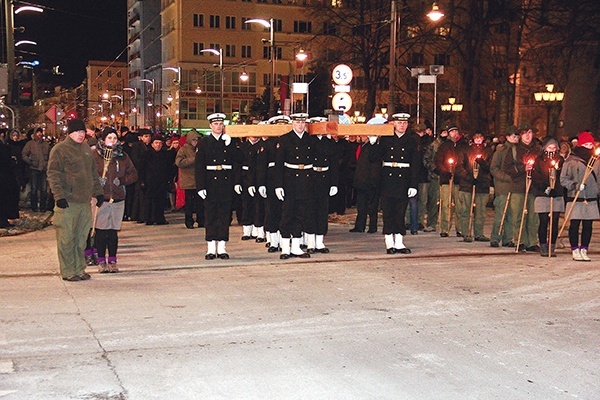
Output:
[123, 87, 137, 129]
[141, 78, 156, 130]
[200, 48, 224, 114]
[388, 2, 444, 116]
[534, 83, 564, 137]
[440, 96, 463, 112]
[245, 18, 276, 117]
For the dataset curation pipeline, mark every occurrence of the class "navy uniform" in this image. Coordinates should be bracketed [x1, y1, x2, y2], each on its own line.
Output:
[256, 115, 290, 252]
[368, 113, 419, 254]
[274, 113, 315, 259]
[305, 117, 339, 253]
[195, 113, 242, 259]
[239, 137, 262, 241]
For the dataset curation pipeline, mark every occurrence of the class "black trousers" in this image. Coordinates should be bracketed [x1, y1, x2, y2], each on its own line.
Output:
[353, 188, 380, 231]
[95, 229, 118, 259]
[310, 190, 330, 235]
[240, 190, 255, 226]
[184, 189, 204, 226]
[254, 196, 265, 228]
[538, 211, 560, 245]
[569, 219, 593, 249]
[144, 193, 166, 224]
[280, 195, 313, 238]
[381, 195, 408, 235]
[204, 198, 233, 241]
[264, 188, 282, 232]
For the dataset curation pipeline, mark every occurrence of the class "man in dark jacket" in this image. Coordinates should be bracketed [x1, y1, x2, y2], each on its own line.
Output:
[350, 136, 380, 233]
[195, 113, 242, 259]
[22, 127, 50, 211]
[139, 135, 171, 225]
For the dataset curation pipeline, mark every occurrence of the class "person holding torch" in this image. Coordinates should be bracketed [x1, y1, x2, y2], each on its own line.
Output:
[559, 131, 599, 261]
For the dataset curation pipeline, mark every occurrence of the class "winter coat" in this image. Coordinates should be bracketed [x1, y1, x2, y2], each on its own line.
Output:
[22, 138, 50, 171]
[93, 142, 138, 202]
[175, 141, 198, 190]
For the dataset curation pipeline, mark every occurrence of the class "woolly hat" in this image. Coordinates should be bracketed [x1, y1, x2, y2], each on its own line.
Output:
[67, 119, 86, 134]
[542, 137, 559, 151]
[151, 134, 164, 143]
[577, 131, 595, 146]
[101, 126, 118, 140]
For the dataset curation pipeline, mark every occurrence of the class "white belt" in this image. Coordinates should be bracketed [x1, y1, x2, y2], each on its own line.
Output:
[382, 162, 410, 168]
[268, 162, 275, 168]
[206, 164, 232, 171]
[313, 166, 329, 172]
[284, 162, 313, 170]
[242, 166, 250, 170]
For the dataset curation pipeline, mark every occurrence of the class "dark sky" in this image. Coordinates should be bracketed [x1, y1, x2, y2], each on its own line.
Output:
[15, 0, 127, 86]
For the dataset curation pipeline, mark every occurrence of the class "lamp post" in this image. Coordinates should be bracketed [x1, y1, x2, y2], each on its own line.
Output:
[245, 18, 276, 117]
[141, 78, 155, 130]
[534, 84, 564, 138]
[388, 2, 444, 117]
[163, 66, 182, 135]
[123, 87, 137, 129]
[200, 49, 224, 113]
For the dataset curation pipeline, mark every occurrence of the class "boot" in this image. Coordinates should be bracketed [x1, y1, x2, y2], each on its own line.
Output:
[98, 257, 109, 273]
[251, 225, 258, 239]
[291, 237, 309, 258]
[572, 248, 583, 261]
[394, 233, 411, 254]
[217, 241, 229, 259]
[315, 234, 329, 253]
[280, 237, 291, 259]
[268, 232, 280, 253]
[255, 226, 266, 243]
[306, 233, 316, 254]
[107, 256, 119, 273]
[580, 248, 591, 261]
[550, 244, 557, 257]
[540, 243, 549, 257]
[385, 234, 395, 254]
[205, 240, 216, 260]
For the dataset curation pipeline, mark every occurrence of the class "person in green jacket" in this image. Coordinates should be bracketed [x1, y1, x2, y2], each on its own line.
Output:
[47, 119, 104, 281]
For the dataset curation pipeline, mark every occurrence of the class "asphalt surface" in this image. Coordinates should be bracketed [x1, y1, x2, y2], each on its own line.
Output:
[1, 210, 599, 399]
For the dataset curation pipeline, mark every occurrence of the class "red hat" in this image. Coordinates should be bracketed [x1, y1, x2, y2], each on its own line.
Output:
[577, 131, 595, 146]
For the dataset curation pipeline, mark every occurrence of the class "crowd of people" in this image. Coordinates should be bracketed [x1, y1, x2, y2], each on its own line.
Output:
[0, 112, 598, 280]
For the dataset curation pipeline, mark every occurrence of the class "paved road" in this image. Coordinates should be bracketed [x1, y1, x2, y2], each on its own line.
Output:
[1, 211, 598, 399]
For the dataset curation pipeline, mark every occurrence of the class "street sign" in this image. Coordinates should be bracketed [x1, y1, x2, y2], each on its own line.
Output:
[332, 92, 352, 112]
[45, 105, 57, 123]
[332, 64, 353, 85]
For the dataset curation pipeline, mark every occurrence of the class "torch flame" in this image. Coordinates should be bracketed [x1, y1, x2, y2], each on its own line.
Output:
[526, 158, 535, 166]
[448, 158, 454, 165]
[595, 147, 600, 156]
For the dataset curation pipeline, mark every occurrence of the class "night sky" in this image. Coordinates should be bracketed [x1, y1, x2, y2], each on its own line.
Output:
[14, 0, 127, 86]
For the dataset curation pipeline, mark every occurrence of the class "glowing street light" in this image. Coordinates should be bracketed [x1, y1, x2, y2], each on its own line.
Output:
[245, 18, 276, 116]
[200, 48, 224, 113]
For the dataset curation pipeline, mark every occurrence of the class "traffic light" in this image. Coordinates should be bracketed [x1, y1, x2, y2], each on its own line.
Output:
[17, 66, 34, 106]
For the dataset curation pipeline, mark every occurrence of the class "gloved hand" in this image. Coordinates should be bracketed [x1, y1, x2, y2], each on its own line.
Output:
[99, 177, 107, 187]
[56, 199, 69, 209]
[258, 186, 267, 198]
[579, 183, 586, 192]
[222, 133, 231, 146]
[248, 186, 256, 197]
[408, 188, 417, 198]
[96, 195, 105, 208]
[329, 186, 338, 197]
[275, 187, 285, 201]
[368, 136, 378, 145]
[113, 177, 120, 186]
[234, 184, 242, 195]
[198, 189, 207, 199]
[544, 186, 552, 196]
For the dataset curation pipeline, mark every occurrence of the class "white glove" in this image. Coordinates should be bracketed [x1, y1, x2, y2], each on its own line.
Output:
[408, 188, 417, 198]
[275, 187, 285, 201]
[258, 186, 267, 198]
[234, 184, 242, 195]
[113, 177, 120, 186]
[368, 136, 378, 145]
[329, 186, 338, 196]
[99, 177, 107, 187]
[198, 189, 207, 199]
[544, 186, 552, 196]
[579, 183, 586, 192]
[222, 133, 231, 146]
[248, 186, 256, 197]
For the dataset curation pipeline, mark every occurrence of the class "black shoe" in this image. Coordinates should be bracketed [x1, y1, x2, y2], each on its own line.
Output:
[300, 244, 308, 250]
[517, 244, 526, 252]
[280, 253, 291, 260]
[205, 253, 216, 260]
[440, 232, 449, 238]
[267, 246, 279, 253]
[255, 237, 266, 243]
[410, 230, 418, 235]
[503, 241, 516, 247]
[367, 228, 378, 234]
[316, 247, 330, 254]
[490, 241, 499, 248]
[349, 228, 363, 233]
[456, 232, 464, 237]
[185, 223, 195, 229]
[386, 248, 397, 254]
[241, 236, 252, 241]
[463, 236, 473, 243]
[78, 273, 91, 281]
[526, 245, 540, 252]
[218, 253, 229, 260]
[307, 248, 316, 254]
[156, 221, 169, 225]
[62, 275, 81, 282]
[292, 252, 310, 258]
[136, 220, 146, 224]
[475, 236, 490, 242]
[396, 248, 411, 254]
